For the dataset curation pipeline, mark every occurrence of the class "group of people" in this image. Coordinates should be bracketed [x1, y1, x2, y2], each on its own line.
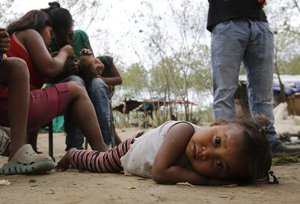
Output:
[0, 0, 299, 186]
[0, 2, 121, 174]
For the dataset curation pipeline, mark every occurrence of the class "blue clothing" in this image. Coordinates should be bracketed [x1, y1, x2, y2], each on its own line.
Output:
[208, 2, 277, 143]
[50, 29, 112, 149]
[62, 75, 112, 150]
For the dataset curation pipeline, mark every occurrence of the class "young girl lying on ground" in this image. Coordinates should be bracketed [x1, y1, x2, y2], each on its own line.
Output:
[57, 116, 278, 185]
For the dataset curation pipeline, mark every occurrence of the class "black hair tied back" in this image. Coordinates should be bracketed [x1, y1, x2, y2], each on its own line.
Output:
[48, 1, 61, 9]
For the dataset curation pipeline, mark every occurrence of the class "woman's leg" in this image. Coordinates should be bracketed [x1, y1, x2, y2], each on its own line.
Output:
[65, 82, 108, 151]
[13, 82, 108, 152]
[62, 75, 86, 150]
[0, 58, 29, 159]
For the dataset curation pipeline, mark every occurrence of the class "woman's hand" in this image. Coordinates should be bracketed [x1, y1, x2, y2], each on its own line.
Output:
[60, 44, 74, 58]
[0, 28, 10, 53]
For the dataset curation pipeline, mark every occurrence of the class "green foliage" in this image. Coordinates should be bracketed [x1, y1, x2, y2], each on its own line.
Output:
[272, 152, 299, 165]
[3, 0, 300, 127]
[120, 63, 149, 98]
[275, 55, 300, 75]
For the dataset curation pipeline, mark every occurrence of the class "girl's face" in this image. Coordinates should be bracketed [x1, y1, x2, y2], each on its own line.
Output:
[80, 56, 104, 75]
[40, 26, 53, 46]
[185, 124, 246, 179]
[92, 57, 104, 72]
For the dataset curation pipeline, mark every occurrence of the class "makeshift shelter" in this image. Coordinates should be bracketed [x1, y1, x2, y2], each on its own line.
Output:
[112, 99, 144, 114]
[112, 98, 197, 128]
[238, 74, 300, 113]
[237, 74, 300, 138]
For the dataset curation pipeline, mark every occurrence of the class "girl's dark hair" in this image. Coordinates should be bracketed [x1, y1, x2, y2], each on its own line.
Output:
[211, 115, 277, 185]
[75, 55, 98, 87]
[6, 10, 52, 35]
[49, 55, 97, 87]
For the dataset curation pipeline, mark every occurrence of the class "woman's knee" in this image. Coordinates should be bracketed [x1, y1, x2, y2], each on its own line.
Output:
[63, 75, 85, 86]
[90, 78, 108, 89]
[0, 57, 29, 83]
[66, 81, 88, 100]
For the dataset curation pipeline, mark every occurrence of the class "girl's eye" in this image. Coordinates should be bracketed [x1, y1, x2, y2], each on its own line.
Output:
[214, 136, 221, 147]
[215, 159, 224, 169]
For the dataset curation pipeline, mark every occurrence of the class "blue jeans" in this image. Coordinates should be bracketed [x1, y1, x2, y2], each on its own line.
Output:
[63, 76, 112, 150]
[211, 19, 276, 143]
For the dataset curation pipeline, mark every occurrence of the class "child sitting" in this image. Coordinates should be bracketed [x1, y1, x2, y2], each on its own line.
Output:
[57, 115, 278, 185]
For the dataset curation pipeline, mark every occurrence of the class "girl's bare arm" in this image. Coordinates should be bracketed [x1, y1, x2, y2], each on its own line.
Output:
[151, 123, 228, 185]
[101, 63, 122, 86]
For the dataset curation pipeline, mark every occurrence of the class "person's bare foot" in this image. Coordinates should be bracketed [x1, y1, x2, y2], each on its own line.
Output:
[134, 131, 144, 138]
[56, 152, 70, 171]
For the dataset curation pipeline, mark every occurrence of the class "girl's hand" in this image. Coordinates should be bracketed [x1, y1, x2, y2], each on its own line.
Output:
[0, 28, 10, 53]
[257, 0, 267, 7]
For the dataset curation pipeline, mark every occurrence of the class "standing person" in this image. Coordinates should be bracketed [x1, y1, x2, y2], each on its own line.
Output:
[207, 0, 300, 155]
[0, 10, 108, 159]
[57, 116, 278, 186]
[42, 2, 113, 149]
[0, 27, 55, 175]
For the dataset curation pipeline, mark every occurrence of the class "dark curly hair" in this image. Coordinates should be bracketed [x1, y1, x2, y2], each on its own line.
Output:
[210, 115, 276, 185]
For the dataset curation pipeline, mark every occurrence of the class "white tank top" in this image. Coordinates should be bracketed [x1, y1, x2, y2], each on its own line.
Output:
[121, 120, 202, 178]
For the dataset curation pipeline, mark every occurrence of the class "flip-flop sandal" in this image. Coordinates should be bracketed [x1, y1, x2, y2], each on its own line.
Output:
[0, 126, 11, 156]
[1, 144, 55, 175]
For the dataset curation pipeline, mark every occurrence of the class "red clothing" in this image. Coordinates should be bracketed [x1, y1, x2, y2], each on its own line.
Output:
[0, 33, 70, 133]
[0, 33, 48, 98]
[0, 83, 69, 133]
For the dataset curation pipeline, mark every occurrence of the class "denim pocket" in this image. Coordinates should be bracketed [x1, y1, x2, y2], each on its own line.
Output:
[212, 20, 232, 34]
[262, 22, 274, 35]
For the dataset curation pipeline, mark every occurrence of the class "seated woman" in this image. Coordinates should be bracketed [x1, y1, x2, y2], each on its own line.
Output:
[0, 10, 108, 168]
[0, 27, 55, 174]
[42, 2, 113, 149]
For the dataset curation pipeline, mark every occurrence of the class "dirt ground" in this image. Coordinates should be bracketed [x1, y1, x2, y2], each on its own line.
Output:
[0, 128, 300, 204]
